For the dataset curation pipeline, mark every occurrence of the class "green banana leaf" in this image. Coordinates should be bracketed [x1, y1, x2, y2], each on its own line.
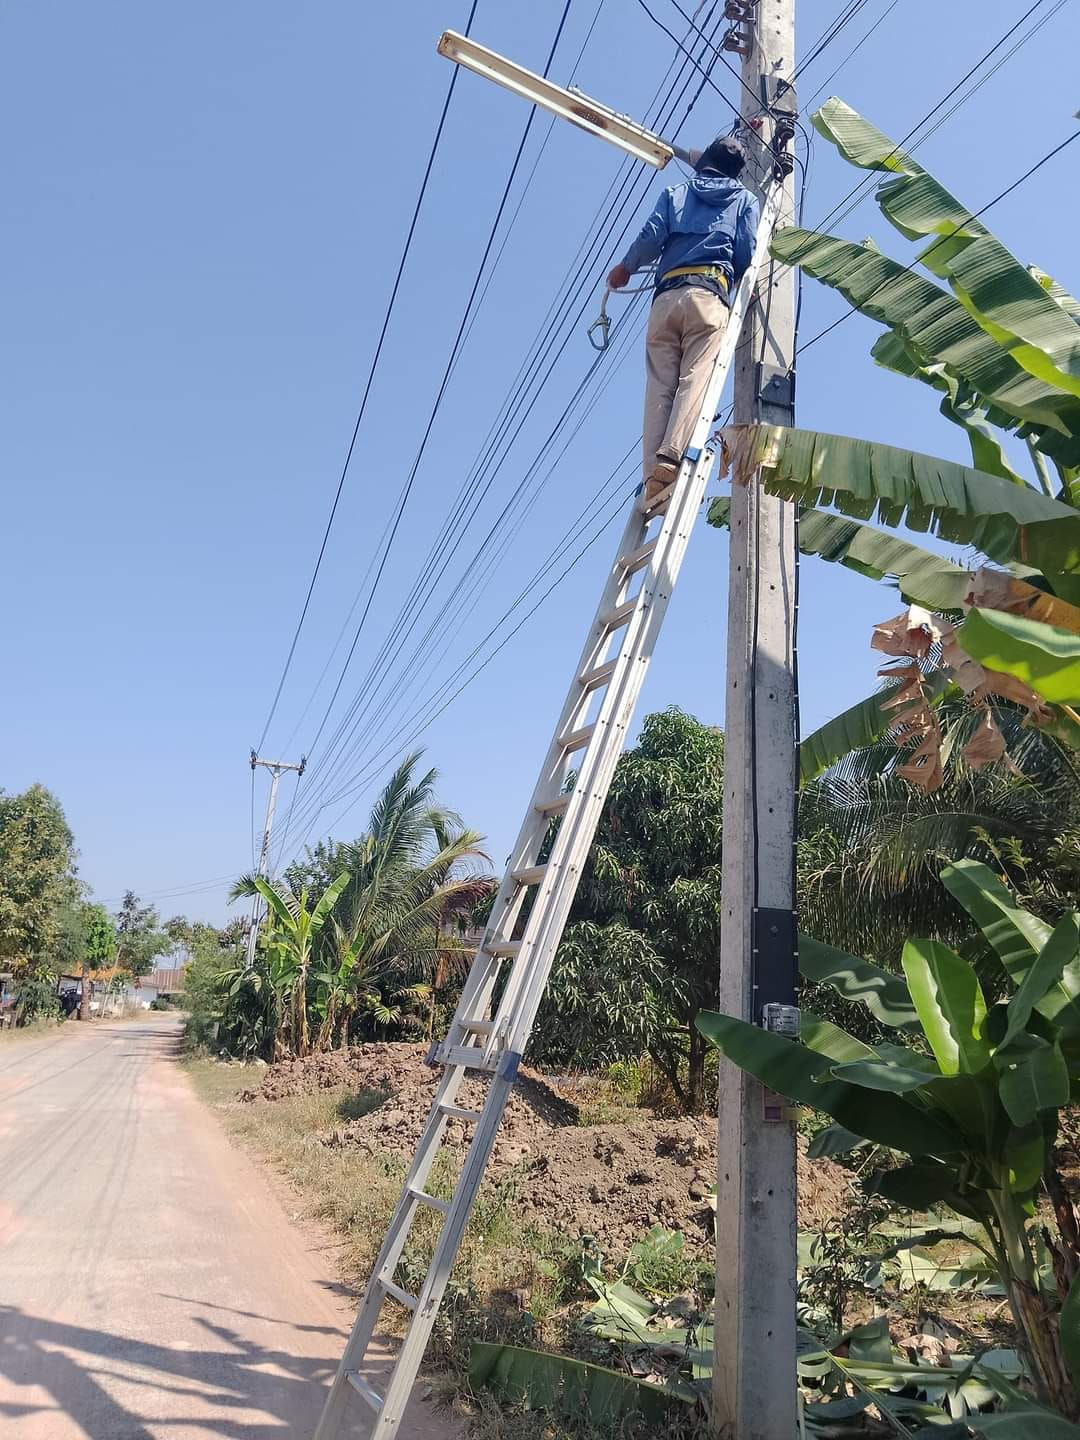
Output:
[900, 938, 989, 1076]
[960, 607, 1080, 706]
[811, 99, 1080, 403]
[796, 669, 951, 787]
[769, 227, 1080, 460]
[994, 1034, 1070, 1127]
[1002, 913, 1080, 1046]
[709, 494, 972, 608]
[695, 1010, 957, 1154]
[867, 1159, 978, 1215]
[806, 1122, 867, 1160]
[469, 1341, 696, 1421]
[975, 1413, 1080, 1437]
[799, 934, 920, 1029]
[800, 1012, 879, 1063]
[940, 859, 1052, 985]
[723, 424, 1080, 573]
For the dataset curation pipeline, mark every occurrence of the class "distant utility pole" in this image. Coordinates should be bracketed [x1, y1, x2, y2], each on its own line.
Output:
[244, 750, 305, 969]
[714, 0, 799, 1435]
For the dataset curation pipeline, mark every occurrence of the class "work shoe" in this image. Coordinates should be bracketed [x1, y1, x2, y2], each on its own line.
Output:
[638, 456, 679, 513]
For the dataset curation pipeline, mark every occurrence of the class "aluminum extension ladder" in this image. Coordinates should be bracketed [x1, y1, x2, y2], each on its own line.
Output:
[313, 180, 781, 1440]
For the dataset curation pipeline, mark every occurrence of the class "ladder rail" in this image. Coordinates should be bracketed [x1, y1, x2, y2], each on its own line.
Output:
[313, 178, 782, 1440]
[435, 494, 648, 1061]
[495, 182, 783, 1054]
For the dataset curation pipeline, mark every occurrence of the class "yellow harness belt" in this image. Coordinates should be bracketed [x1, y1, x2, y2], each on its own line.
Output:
[658, 264, 729, 289]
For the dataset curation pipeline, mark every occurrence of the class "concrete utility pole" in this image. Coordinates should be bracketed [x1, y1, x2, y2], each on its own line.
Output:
[245, 750, 305, 969]
[713, 0, 799, 1435]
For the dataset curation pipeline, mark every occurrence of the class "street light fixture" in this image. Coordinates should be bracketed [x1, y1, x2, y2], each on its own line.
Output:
[436, 30, 675, 169]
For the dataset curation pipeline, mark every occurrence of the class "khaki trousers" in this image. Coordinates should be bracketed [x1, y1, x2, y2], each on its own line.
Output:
[642, 286, 729, 481]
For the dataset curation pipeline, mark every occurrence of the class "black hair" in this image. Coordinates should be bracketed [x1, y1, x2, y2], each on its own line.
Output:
[695, 135, 747, 178]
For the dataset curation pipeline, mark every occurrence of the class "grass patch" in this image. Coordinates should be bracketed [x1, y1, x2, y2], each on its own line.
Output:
[184, 1059, 703, 1438]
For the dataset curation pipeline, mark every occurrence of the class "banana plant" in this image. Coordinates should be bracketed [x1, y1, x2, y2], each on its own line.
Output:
[709, 99, 1080, 784]
[229, 871, 350, 1058]
[698, 859, 1080, 1420]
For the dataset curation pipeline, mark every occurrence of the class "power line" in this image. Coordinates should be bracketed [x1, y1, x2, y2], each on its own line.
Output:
[254, 0, 482, 752]
[278, 11, 729, 846]
[277, 306, 651, 852]
[802, 0, 902, 110]
[306, 468, 641, 842]
[300, 0, 578, 764]
[785, 0, 1062, 257]
[278, 9, 727, 840]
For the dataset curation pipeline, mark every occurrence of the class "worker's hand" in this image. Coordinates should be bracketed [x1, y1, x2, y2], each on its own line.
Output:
[607, 263, 630, 290]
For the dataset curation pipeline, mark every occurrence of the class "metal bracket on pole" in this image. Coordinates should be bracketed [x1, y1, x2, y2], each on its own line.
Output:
[757, 363, 796, 424]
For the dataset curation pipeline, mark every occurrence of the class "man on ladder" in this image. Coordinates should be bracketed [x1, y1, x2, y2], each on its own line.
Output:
[606, 135, 759, 512]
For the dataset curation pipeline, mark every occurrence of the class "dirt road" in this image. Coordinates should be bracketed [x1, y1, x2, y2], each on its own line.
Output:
[0, 1017, 455, 1438]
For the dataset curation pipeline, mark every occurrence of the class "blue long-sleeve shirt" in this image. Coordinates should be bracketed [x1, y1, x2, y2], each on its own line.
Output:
[621, 172, 760, 303]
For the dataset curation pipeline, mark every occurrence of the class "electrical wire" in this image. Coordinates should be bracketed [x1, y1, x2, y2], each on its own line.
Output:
[254, 0, 482, 753]
[310, 470, 641, 840]
[276, 292, 653, 853]
[277, 0, 623, 761]
[277, 8, 729, 845]
[277, 307, 651, 850]
[278, 10, 731, 846]
[801, 0, 902, 110]
[790, 0, 872, 83]
[300, 0, 579, 765]
[777, 0, 1063, 278]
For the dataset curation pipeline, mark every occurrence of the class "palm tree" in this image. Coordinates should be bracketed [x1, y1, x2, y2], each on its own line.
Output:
[245, 752, 494, 1056]
[799, 696, 1080, 969]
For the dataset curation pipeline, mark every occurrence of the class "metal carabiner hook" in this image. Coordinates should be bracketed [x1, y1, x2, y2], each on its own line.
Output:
[587, 286, 612, 351]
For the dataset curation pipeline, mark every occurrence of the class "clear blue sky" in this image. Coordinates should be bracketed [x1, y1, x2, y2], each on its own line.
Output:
[2, 1, 1077, 925]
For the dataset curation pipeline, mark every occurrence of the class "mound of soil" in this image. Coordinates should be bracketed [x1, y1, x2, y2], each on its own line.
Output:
[245, 1043, 852, 1254]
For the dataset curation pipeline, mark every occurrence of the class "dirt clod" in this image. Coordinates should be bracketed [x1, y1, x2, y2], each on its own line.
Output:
[245, 1043, 852, 1254]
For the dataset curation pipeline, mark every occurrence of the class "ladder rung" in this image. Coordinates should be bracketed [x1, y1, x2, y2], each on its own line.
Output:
[558, 722, 595, 753]
[442, 1044, 499, 1071]
[619, 539, 657, 575]
[487, 939, 521, 957]
[346, 1371, 383, 1412]
[458, 1017, 496, 1035]
[535, 795, 569, 818]
[599, 598, 637, 631]
[409, 1186, 450, 1215]
[439, 1102, 483, 1122]
[579, 659, 617, 692]
[380, 1277, 418, 1311]
[511, 864, 547, 887]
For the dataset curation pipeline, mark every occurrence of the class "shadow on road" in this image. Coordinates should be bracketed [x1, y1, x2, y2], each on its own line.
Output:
[0, 1304, 338, 1438]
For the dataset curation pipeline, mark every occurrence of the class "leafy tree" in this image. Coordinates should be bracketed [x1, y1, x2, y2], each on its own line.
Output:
[222, 753, 492, 1059]
[535, 708, 724, 1113]
[0, 784, 76, 974]
[79, 903, 117, 1022]
[113, 891, 169, 979]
